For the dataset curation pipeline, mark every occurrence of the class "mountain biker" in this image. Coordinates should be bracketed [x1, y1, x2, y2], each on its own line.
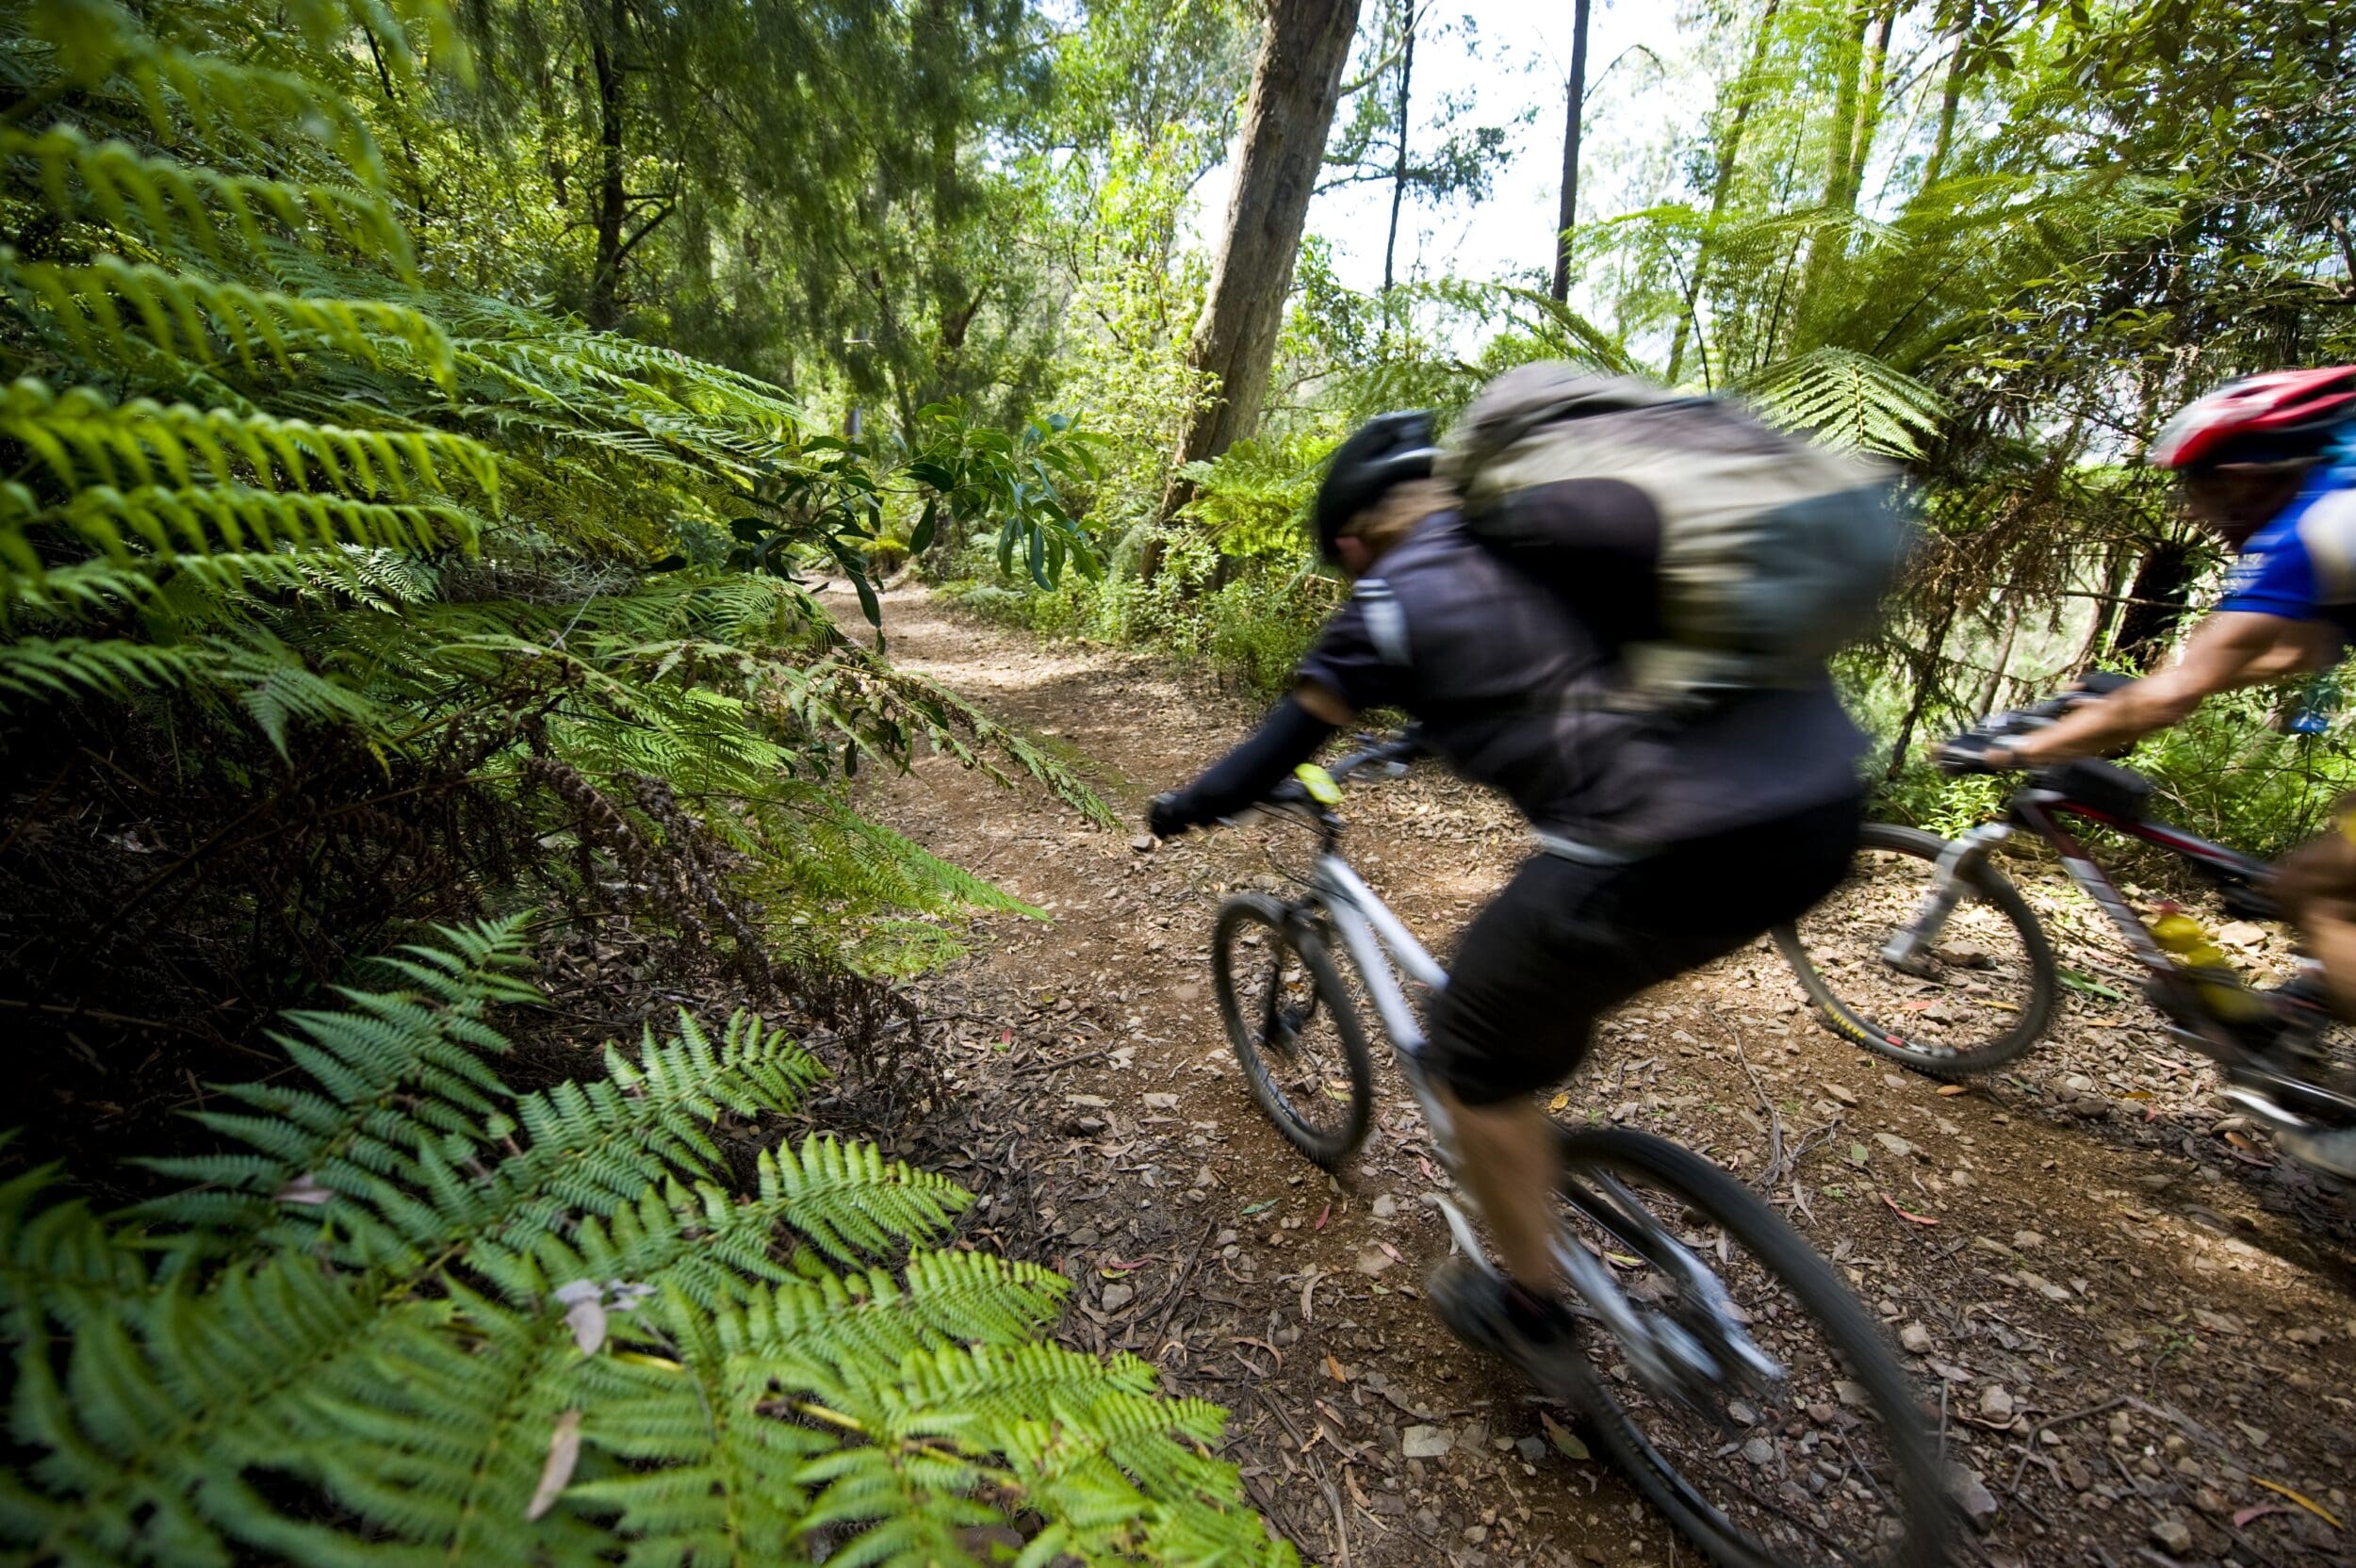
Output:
[1146, 407, 1868, 1385]
[1940, 366, 2356, 1173]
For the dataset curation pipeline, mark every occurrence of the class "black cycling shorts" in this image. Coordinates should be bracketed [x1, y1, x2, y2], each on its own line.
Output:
[1424, 794, 1861, 1106]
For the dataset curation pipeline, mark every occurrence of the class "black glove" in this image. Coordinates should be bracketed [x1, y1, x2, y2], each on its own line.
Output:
[1932, 731, 2013, 776]
[1148, 792, 1201, 840]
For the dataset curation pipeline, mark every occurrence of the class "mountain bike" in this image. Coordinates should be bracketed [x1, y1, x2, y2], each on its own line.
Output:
[1204, 734, 1945, 1568]
[1771, 689, 2356, 1168]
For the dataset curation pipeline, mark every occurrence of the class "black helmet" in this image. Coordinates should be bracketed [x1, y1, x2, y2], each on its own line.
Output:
[1313, 411, 1441, 562]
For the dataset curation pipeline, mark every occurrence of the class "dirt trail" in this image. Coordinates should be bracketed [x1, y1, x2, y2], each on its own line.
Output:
[827, 582, 2356, 1568]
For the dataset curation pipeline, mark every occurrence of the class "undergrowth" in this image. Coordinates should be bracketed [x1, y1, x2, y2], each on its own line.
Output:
[0, 919, 1293, 1566]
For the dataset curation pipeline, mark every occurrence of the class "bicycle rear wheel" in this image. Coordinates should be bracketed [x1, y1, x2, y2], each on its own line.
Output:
[1553, 1128, 1945, 1568]
[1211, 893, 1373, 1168]
[1774, 822, 2056, 1078]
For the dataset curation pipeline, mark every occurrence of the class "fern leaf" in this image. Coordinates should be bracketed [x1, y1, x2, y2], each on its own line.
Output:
[1742, 347, 1950, 459]
[8, 253, 455, 385]
[0, 377, 499, 506]
[14, 481, 480, 564]
[0, 633, 218, 705]
[0, 125, 412, 273]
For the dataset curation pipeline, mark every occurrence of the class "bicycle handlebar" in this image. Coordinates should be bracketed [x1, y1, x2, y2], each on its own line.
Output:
[1252, 727, 1425, 815]
[1955, 671, 2135, 749]
[1326, 727, 1426, 785]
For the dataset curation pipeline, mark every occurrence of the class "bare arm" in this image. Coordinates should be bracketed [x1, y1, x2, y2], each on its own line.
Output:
[2000, 612, 2337, 768]
[1296, 678, 1356, 727]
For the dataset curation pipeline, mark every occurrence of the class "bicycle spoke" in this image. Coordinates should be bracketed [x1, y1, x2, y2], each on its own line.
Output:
[1555, 1142, 1931, 1567]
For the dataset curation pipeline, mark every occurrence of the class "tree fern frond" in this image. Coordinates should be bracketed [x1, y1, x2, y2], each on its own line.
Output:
[3, 925, 1292, 1565]
[0, 122, 410, 273]
[32, 3, 392, 191]
[0, 633, 218, 705]
[134, 916, 535, 1244]
[13, 479, 479, 564]
[8, 252, 455, 385]
[1742, 347, 1950, 459]
[755, 1135, 968, 1265]
[0, 378, 499, 505]
[0, 1160, 152, 1334]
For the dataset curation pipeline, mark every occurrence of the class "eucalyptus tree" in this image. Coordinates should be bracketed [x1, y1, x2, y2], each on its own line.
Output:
[1160, 0, 1365, 526]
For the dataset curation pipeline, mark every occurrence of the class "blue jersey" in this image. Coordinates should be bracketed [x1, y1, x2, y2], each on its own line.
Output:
[2216, 465, 2356, 646]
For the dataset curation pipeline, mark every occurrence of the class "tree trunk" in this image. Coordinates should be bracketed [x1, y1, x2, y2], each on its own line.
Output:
[1884, 603, 1956, 780]
[1382, 2, 1415, 294]
[1919, 28, 1967, 189]
[584, 0, 627, 333]
[1974, 598, 2022, 716]
[1547, 0, 1592, 303]
[2114, 540, 2199, 670]
[1791, 2, 1870, 331]
[1159, 0, 1364, 528]
[1842, 5, 1897, 212]
[1666, 0, 1781, 384]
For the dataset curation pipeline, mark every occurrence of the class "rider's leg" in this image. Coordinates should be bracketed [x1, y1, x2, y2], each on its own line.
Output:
[2271, 810, 2356, 1021]
[1432, 1083, 1565, 1294]
[1425, 852, 1635, 1300]
[2304, 904, 2356, 1021]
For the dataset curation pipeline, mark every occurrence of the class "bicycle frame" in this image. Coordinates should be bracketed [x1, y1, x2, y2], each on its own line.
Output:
[1302, 850, 1461, 1178]
[1300, 841, 1775, 1393]
[1889, 779, 2277, 1052]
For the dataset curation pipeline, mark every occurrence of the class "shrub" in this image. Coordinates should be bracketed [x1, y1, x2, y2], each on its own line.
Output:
[0, 920, 1294, 1565]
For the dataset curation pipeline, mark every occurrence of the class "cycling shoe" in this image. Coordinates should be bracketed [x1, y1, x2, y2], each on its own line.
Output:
[1427, 1256, 1585, 1399]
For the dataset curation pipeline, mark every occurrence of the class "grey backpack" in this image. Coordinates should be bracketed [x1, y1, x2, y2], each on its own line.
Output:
[1438, 363, 1913, 714]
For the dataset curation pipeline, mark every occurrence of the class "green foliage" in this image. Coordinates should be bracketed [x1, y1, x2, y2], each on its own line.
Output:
[1173, 432, 1333, 560]
[0, 0, 1116, 1030]
[1742, 347, 1950, 461]
[0, 924, 1293, 1566]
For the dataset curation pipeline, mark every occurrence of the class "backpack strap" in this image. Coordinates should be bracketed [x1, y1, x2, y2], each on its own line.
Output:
[1356, 578, 1412, 668]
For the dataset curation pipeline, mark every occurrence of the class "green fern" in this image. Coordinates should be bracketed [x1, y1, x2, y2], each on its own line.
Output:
[8, 252, 456, 384]
[0, 927, 1292, 1567]
[1742, 346, 1951, 459]
[0, 378, 499, 504]
[0, 124, 413, 271]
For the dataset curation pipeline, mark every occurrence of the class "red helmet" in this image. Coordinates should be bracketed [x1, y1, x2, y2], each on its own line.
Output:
[2147, 367, 2356, 469]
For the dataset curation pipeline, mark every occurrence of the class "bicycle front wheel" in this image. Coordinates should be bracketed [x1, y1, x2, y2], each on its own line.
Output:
[1773, 822, 2056, 1078]
[1553, 1128, 1946, 1568]
[1211, 893, 1373, 1168]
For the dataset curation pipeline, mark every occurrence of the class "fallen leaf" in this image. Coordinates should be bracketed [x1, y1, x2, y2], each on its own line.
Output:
[1325, 1353, 1350, 1383]
[1937, 1084, 1970, 1097]
[526, 1410, 583, 1521]
[1240, 1199, 1277, 1217]
[1313, 1201, 1330, 1231]
[274, 1173, 334, 1206]
[564, 1296, 607, 1356]
[1540, 1411, 1590, 1461]
[1881, 1193, 1939, 1225]
[2251, 1477, 2343, 1530]
[1548, 1092, 1571, 1111]
[553, 1280, 606, 1356]
[2233, 1504, 2294, 1528]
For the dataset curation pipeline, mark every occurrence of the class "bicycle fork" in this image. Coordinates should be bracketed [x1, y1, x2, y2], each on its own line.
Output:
[1878, 822, 2012, 970]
